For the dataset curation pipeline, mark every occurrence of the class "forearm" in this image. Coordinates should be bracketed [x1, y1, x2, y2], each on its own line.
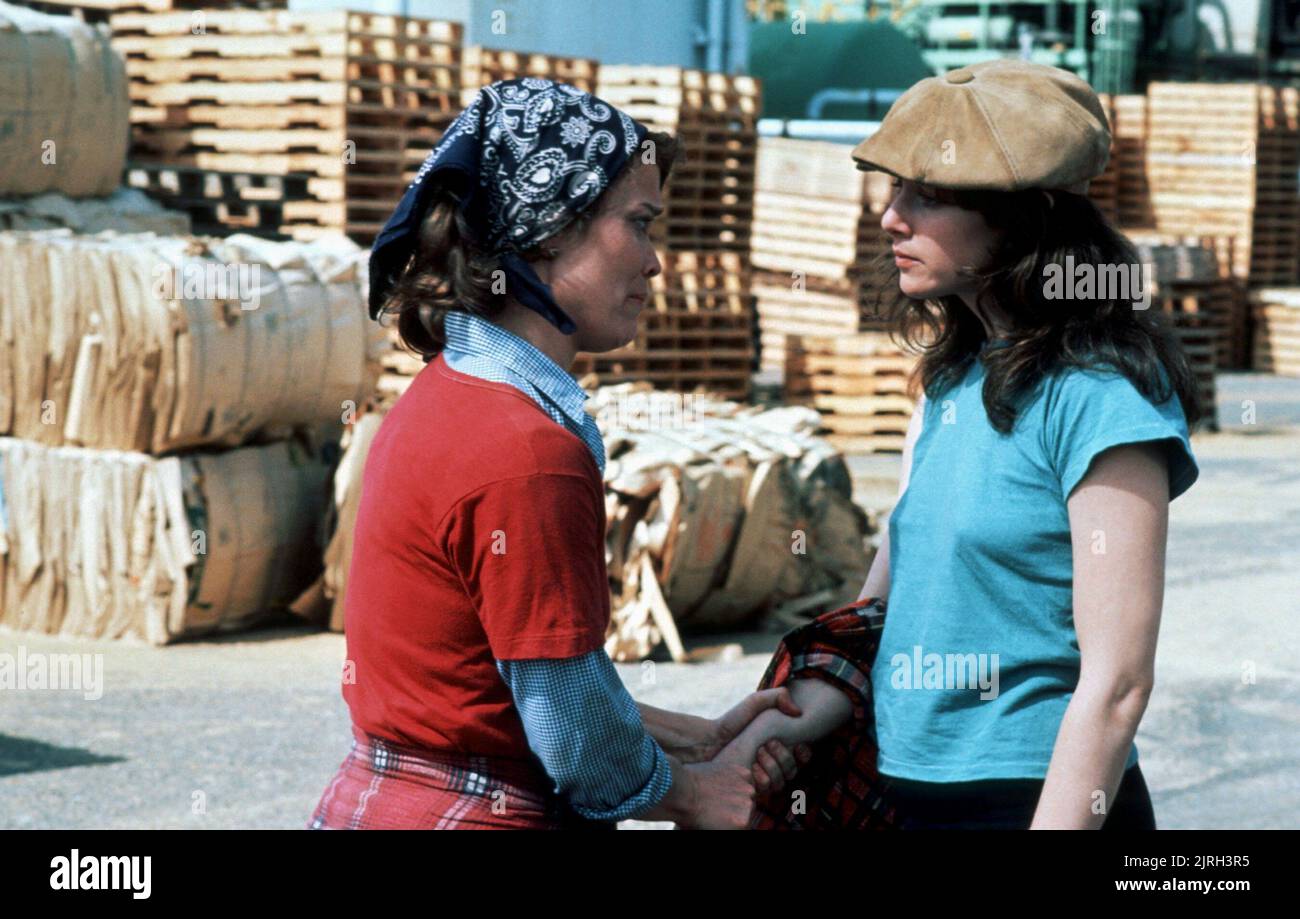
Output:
[637, 702, 716, 761]
[719, 679, 852, 767]
[497, 654, 674, 822]
[1031, 680, 1149, 829]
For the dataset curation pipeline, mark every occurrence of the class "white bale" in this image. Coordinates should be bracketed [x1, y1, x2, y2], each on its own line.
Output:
[0, 230, 383, 453]
[0, 435, 335, 644]
[0, 1, 130, 196]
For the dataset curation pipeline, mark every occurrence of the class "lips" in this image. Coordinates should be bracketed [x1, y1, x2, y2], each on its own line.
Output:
[893, 249, 919, 263]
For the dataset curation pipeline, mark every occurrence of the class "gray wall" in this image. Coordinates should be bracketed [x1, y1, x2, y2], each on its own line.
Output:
[290, 0, 749, 71]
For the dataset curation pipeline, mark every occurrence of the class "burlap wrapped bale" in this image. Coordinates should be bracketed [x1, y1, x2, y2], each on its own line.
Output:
[295, 383, 875, 662]
[0, 435, 336, 644]
[0, 230, 384, 453]
[0, 188, 190, 235]
[0, 1, 130, 196]
[598, 395, 873, 659]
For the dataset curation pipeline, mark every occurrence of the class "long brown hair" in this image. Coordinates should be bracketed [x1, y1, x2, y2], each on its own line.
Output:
[868, 186, 1203, 433]
[378, 130, 683, 358]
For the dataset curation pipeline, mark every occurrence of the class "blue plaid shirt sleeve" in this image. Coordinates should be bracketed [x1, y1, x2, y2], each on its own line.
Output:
[496, 651, 674, 822]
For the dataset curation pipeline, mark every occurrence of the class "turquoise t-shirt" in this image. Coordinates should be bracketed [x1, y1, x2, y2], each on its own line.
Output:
[870, 343, 1199, 782]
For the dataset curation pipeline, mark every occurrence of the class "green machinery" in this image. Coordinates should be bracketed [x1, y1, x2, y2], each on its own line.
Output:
[750, 0, 1147, 107]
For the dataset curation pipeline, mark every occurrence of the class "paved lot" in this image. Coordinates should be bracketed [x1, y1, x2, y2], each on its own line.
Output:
[2, 373, 1297, 829]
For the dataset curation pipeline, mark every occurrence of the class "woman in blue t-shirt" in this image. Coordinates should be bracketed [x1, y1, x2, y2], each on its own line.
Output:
[728, 60, 1203, 829]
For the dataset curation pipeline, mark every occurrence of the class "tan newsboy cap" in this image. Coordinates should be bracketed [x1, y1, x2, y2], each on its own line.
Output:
[851, 58, 1111, 194]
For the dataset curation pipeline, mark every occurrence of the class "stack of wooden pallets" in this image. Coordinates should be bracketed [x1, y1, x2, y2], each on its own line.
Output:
[1147, 281, 1235, 428]
[1089, 95, 1121, 224]
[751, 136, 894, 373]
[1128, 230, 1251, 370]
[1144, 82, 1300, 286]
[459, 45, 598, 105]
[1093, 94, 1153, 227]
[123, 162, 320, 239]
[572, 251, 755, 401]
[5, 0, 285, 25]
[783, 331, 919, 454]
[111, 7, 462, 244]
[597, 64, 760, 254]
[1248, 289, 1300, 377]
[1112, 94, 1155, 228]
[372, 253, 756, 406]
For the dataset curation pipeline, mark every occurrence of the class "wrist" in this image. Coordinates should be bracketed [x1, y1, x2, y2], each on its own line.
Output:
[664, 757, 699, 826]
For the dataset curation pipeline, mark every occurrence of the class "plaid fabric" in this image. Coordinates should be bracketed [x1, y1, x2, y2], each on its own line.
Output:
[308, 726, 616, 830]
[749, 596, 905, 830]
[442, 311, 606, 474]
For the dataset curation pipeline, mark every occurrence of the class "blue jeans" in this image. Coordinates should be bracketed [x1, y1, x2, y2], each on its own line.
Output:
[884, 763, 1156, 830]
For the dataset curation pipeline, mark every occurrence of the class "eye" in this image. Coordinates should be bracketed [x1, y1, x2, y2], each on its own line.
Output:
[632, 215, 653, 234]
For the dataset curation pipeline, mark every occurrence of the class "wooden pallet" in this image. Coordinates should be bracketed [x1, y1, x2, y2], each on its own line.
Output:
[1169, 321, 1220, 430]
[782, 332, 919, 454]
[112, 8, 462, 245]
[1144, 82, 1300, 285]
[599, 66, 761, 254]
[1249, 290, 1300, 376]
[570, 250, 755, 397]
[4, 0, 286, 24]
[1149, 277, 1243, 371]
[458, 45, 598, 104]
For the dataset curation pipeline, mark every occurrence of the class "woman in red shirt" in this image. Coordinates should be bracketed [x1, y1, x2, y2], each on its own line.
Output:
[309, 79, 808, 830]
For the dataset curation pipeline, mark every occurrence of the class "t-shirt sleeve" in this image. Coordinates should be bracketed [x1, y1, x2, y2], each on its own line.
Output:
[1044, 368, 1199, 502]
[442, 471, 611, 660]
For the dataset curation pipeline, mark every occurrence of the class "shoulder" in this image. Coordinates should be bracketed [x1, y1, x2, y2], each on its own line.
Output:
[1042, 362, 1187, 429]
[378, 359, 599, 504]
[1035, 362, 1198, 501]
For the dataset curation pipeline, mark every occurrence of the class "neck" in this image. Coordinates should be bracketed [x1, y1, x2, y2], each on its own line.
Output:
[491, 300, 579, 369]
[959, 292, 1013, 340]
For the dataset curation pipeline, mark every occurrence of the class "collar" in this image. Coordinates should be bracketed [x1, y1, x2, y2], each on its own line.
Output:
[442, 312, 591, 429]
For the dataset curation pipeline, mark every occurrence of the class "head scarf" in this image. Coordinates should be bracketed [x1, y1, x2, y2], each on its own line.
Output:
[368, 77, 650, 331]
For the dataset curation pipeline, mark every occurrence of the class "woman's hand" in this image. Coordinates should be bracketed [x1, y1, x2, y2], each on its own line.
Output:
[712, 689, 813, 794]
[677, 759, 759, 830]
[638, 690, 814, 795]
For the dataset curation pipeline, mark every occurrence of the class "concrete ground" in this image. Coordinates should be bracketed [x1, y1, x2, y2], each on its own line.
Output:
[1, 372, 1297, 829]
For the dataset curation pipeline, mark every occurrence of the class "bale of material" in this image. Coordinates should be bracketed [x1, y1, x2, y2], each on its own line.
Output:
[299, 384, 874, 661]
[0, 229, 383, 454]
[0, 188, 191, 235]
[0, 435, 336, 644]
[0, 1, 130, 196]
[596, 390, 873, 660]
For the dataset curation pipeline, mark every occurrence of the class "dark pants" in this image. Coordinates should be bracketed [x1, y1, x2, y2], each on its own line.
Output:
[884, 763, 1156, 830]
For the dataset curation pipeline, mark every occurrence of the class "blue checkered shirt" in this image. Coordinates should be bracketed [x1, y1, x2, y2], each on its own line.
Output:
[442, 311, 672, 822]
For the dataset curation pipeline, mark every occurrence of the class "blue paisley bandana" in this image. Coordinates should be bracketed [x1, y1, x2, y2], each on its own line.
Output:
[368, 78, 649, 331]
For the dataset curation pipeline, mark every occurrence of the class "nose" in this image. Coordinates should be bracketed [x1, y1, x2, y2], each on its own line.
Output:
[644, 246, 662, 278]
[881, 197, 909, 239]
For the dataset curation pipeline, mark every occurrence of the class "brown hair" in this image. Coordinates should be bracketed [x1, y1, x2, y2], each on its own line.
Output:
[866, 185, 1204, 433]
[378, 129, 683, 358]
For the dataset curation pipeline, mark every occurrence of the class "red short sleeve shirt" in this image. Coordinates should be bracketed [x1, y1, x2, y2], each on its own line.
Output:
[341, 355, 610, 761]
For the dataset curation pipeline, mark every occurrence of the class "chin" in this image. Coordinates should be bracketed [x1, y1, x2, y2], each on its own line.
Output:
[899, 275, 950, 301]
[584, 325, 639, 353]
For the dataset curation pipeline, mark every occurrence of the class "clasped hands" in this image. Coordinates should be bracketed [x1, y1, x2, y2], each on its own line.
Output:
[662, 688, 814, 830]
